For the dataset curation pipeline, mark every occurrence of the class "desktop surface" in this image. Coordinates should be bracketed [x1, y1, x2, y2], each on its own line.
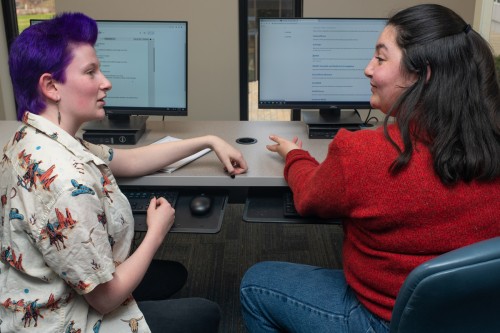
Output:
[115, 120, 329, 188]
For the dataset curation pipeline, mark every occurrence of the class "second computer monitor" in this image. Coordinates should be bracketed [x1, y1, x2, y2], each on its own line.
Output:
[95, 20, 188, 117]
[258, 17, 387, 123]
[80, 20, 188, 144]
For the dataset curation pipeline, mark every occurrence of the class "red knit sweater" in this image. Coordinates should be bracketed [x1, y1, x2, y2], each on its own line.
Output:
[284, 125, 500, 321]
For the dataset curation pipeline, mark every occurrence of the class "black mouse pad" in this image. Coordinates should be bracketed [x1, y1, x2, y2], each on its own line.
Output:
[133, 191, 228, 233]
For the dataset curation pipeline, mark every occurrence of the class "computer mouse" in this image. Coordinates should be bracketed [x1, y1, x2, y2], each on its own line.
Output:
[189, 194, 212, 216]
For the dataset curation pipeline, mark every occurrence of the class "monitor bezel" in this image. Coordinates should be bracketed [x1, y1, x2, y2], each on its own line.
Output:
[257, 17, 387, 111]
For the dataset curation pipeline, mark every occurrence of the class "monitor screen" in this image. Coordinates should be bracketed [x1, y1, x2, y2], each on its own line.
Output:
[31, 19, 188, 144]
[96, 20, 187, 117]
[31, 19, 188, 117]
[258, 18, 386, 111]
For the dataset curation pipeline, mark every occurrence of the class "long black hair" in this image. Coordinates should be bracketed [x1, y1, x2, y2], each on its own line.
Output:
[385, 4, 500, 185]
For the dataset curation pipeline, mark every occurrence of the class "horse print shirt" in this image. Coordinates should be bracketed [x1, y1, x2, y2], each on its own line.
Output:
[0, 112, 150, 332]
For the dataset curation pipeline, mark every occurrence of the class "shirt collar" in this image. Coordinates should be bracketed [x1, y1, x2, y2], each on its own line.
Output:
[22, 111, 107, 165]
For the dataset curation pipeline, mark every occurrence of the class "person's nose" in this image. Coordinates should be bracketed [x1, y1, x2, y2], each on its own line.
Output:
[101, 74, 112, 91]
[364, 58, 374, 78]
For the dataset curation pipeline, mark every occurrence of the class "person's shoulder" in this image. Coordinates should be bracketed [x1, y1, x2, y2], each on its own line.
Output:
[73, 137, 113, 164]
[16, 133, 98, 191]
[329, 125, 390, 152]
[24, 133, 72, 163]
[3, 123, 31, 151]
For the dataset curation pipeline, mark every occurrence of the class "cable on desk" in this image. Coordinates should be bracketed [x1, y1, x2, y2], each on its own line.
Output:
[360, 108, 379, 127]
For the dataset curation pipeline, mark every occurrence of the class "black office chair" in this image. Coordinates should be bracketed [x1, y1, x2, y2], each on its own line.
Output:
[389, 236, 500, 333]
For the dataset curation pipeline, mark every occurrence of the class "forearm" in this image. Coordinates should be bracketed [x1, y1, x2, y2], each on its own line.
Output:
[285, 149, 347, 218]
[83, 231, 162, 314]
[111, 135, 217, 177]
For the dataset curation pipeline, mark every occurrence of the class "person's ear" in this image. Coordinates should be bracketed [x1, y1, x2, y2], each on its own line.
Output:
[39, 73, 60, 103]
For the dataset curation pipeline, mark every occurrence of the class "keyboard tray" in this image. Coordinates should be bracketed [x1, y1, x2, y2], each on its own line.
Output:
[243, 187, 341, 224]
[122, 187, 228, 233]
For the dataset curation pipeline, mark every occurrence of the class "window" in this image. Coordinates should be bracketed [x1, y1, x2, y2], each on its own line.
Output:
[2, 0, 55, 49]
[15, 0, 55, 33]
[240, 0, 302, 121]
[491, 0, 500, 55]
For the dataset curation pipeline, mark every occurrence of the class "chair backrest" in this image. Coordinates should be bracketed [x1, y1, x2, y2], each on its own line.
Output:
[389, 236, 500, 333]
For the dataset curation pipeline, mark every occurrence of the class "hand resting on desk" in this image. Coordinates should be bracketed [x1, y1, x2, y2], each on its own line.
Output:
[209, 135, 249, 176]
[266, 135, 303, 159]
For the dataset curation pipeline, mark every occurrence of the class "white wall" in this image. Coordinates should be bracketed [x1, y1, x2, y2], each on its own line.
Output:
[304, 0, 475, 22]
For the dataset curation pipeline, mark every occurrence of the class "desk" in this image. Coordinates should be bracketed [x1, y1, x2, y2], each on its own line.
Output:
[0, 120, 339, 231]
[115, 120, 328, 188]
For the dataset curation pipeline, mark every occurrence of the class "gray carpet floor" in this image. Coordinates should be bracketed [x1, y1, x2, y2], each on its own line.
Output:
[134, 204, 344, 332]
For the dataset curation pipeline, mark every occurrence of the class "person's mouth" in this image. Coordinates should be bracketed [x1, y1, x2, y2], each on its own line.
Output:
[97, 95, 107, 106]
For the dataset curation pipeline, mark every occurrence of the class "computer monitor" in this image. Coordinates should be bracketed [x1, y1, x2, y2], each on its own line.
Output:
[32, 19, 188, 144]
[258, 18, 386, 126]
[85, 20, 188, 144]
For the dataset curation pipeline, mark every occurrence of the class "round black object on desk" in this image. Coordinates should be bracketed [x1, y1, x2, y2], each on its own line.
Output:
[236, 137, 257, 145]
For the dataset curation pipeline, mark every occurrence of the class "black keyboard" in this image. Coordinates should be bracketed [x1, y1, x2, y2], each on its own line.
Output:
[283, 190, 300, 218]
[122, 189, 179, 214]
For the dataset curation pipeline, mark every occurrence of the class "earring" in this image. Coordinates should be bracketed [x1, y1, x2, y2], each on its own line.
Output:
[56, 98, 61, 125]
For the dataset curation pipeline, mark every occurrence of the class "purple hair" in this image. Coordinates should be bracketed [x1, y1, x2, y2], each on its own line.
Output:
[8, 12, 98, 120]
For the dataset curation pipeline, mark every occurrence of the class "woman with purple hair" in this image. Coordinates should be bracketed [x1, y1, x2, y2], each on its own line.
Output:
[1, 12, 246, 332]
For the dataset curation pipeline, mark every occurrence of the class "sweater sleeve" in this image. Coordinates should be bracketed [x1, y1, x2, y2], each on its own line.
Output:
[284, 130, 352, 218]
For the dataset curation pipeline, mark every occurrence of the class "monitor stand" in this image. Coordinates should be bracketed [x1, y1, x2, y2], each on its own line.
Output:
[302, 108, 363, 139]
[82, 115, 147, 145]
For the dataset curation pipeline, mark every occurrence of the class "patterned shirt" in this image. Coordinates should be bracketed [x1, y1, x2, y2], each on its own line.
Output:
[0, 112, 150, 332]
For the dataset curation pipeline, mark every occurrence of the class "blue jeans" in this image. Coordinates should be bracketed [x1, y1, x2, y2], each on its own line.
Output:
[240, 261, 390, 333]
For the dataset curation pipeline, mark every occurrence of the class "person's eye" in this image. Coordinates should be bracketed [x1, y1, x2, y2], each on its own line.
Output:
[375, 56, 385, 64]
[86, 67, 97, 77]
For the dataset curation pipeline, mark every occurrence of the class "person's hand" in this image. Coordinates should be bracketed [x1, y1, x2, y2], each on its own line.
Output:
[145, 196, 175, 242]
[209, 136, 248, 176]
[266, 135, 303, 159]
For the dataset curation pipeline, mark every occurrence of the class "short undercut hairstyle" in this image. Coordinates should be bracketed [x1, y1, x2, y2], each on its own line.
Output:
[8, 12, 98, 120]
